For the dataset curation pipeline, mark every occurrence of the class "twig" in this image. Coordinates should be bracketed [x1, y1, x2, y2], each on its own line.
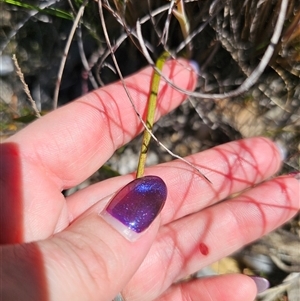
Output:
[136, 21, 211, 182]
[76, 25, 98, 89]
[172, 0, 192, 58]
[160, 0, 176, 47]
[98, 1, 211, 182]
[53, 0, 88, 109]
[175, 3, 223, 55]
[141, 0, 288, 101]
[12, 54, 41, 118]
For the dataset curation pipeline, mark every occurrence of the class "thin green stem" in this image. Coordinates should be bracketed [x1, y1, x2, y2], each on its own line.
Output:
[136, 52, 170, 178]
[135, 1, 211, 182]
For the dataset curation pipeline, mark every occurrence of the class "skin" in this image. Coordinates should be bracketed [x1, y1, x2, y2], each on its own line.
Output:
[1, 59, 299, 301]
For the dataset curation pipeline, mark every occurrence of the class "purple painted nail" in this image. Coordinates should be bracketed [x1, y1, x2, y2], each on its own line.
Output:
[101, 176, 167, 241]
[249, 276, 270, 294]
[275, 141, 287, 161]
[288, 171, 300, 180]
[189, 60, 200, 74]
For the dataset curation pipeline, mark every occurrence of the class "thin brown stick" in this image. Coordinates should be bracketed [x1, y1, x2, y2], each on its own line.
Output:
[98, 1, 211, 181]
[142, 0, 288, 101]
[76, 26, 98, 89]
[53, 1, 88, 109]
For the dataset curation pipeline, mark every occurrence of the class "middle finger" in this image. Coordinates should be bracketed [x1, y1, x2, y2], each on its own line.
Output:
[123, 175, 298, 301]
[67, 137, 282, 223]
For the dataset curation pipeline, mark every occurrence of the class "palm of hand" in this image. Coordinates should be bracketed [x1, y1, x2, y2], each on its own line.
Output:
[1, 60, 298, 301]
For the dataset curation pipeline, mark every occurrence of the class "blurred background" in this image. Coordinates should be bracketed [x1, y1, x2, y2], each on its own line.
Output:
[0, 0, 299, 299]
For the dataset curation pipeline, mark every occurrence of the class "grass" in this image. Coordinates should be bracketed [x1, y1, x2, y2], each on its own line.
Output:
[0, 0, 299, 299]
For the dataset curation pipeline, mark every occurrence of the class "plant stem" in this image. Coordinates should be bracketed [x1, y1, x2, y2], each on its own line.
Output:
[136, 52, 170, 178]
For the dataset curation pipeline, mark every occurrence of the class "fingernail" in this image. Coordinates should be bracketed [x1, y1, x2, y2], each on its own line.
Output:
[189, 60, 200, 74]
[287, 171, 300, 180]
[249, 276, 270, 294]
[100, 176, 167, 241]
[275, 141, 287, 161]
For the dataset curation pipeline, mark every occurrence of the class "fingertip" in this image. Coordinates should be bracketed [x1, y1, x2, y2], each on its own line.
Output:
[189, 60, 200, 74]
[211, 274, 258, 300]
[163, 58, 198, 91]
[160, 274, 258, 301]
[248, 276, 270, 294]
[47, 197, 162, 300]
[100, 176, 167, 242]
[274, 140, 287, 161]
[287, 171, 300, 181]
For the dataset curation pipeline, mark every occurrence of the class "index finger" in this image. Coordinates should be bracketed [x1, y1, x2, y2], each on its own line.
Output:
[6, 59, 197, 189]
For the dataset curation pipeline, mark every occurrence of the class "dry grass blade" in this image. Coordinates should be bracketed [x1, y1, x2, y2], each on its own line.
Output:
[156, 0, 289, 100]
[12, 54, 41, 118]
[1, 2, 299, 300]
[53, 1, 88, 109]
[98, 2, 211, 181]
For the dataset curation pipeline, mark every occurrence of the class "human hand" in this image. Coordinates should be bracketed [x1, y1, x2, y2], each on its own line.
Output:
[1, 59, 299, 301]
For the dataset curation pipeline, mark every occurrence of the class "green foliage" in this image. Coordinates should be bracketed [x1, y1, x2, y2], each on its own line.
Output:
[1, 0, 73, 20]
[98, 165, 120, 178]
[13, 113, 38, 123]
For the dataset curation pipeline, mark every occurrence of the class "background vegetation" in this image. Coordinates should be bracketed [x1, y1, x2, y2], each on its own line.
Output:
[0, 0, 299, 300]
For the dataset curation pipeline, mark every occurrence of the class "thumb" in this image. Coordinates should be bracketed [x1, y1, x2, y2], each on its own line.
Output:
[42, 176, 166, 300]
